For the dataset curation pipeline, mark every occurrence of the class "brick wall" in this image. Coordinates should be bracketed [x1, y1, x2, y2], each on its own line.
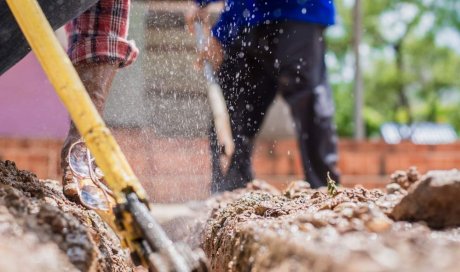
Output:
[2, 131, 460, 202]
[0, 138, 61, 179]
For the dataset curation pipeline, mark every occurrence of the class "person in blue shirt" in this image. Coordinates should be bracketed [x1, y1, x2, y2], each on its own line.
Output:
[187, 0, 340, 192]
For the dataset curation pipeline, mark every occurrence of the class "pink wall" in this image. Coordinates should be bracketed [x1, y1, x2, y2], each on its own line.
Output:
[0, 53, 68, 139]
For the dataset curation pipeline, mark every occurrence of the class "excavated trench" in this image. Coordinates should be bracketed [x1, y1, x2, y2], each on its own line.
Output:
[199, 174, 460, 271]
[1, 159, 460, 271]
[0, 160, 134, 271]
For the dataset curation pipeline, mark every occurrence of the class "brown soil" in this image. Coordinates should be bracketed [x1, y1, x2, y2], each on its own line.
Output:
[0, 160, 134, 272]
[201, 171, 460, 272]
[2, 158, 460, 272]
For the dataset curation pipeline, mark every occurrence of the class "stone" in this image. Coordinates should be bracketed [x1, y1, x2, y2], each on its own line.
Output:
[390, 169, 460, 228]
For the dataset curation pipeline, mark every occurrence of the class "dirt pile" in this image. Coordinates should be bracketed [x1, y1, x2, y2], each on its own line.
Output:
[202, 170, 460, 272]
[0, 160, 134, 272]
[2, 158, 460, 272]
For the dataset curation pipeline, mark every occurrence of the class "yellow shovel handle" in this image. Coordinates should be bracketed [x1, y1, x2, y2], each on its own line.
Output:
[5, 0, 147, 204]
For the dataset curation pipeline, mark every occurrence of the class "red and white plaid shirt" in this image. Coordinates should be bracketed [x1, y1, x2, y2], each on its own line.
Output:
[65, 0, 138, 68]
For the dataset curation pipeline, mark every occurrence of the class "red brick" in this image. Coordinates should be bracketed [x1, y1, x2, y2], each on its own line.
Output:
[252, 153, 276, 175]
[274, 139, 298, 153]
[2, 132, 460, 200]
[145, 174, 210, 203]
[384, 154, 418, 173]
[339, 151, 382, 175]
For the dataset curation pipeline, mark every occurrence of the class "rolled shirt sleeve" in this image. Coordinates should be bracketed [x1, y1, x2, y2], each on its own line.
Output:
[65, 0, 138, 68]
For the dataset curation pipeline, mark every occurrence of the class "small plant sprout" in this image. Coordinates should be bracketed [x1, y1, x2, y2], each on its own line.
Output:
[327, 172, 338, 196]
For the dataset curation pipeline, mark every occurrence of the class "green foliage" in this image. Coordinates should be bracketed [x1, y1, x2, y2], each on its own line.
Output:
[328, 0, 460, 137]
[332, 82, 354, 136]
[327, 172, 338, 196]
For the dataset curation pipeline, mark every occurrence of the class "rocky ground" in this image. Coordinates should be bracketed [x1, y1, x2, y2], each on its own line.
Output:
[199, 169, 460, 272]
[0, 160, 134, 272]
[1, 159, 460, 272]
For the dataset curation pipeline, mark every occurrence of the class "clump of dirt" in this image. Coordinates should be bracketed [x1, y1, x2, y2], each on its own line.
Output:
[203, 172, 460, 272]
[387, 166, 420, 192]
[391, 169, 460, 228]
[0, 160, 134, 272]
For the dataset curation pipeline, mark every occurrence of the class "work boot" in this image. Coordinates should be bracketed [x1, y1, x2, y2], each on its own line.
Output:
[61, 62, 118, 199]
[211, 136, 254, 194]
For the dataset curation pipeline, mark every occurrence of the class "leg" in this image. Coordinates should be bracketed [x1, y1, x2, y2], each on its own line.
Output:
[208, 123, 224, 192]
[0, 0, 98, 75]
[61, 0, 138, 197]
[277, 22, 339, 188]
[210, 31, 278, 193]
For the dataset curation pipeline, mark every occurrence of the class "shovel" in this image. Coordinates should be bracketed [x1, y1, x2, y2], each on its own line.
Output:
[7, 0, 209, 270]
[194, 22, 235, 158]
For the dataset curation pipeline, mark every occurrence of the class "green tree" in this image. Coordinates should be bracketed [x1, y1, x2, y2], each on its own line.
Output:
[328, 0, 460, 138]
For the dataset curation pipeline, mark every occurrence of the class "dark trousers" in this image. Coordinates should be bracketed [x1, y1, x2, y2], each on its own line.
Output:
[0, 0, 98, 75]
[210, 21, 340, 192]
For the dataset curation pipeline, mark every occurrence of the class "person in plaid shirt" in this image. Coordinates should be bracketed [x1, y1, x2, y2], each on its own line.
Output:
[0, 0, 138, 199]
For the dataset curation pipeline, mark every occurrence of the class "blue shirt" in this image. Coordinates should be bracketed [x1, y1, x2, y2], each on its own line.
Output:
[196, 0, 335, 46]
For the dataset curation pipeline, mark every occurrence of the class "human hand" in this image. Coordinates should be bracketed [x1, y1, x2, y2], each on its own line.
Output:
[185, 4, 224, 70]
[196, 36, 224, 71]
[185, 4, 210, 34]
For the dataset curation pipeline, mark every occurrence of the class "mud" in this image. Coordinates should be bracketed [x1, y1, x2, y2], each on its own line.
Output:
[0, 160, 134, 272]
[202, 169, 460, 272]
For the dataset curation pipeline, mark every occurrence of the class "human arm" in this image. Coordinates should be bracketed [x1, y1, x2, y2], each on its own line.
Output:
[185, 1, 224, 70]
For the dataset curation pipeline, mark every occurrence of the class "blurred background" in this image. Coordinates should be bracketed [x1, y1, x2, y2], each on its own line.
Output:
[1, 0, 460, 203]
